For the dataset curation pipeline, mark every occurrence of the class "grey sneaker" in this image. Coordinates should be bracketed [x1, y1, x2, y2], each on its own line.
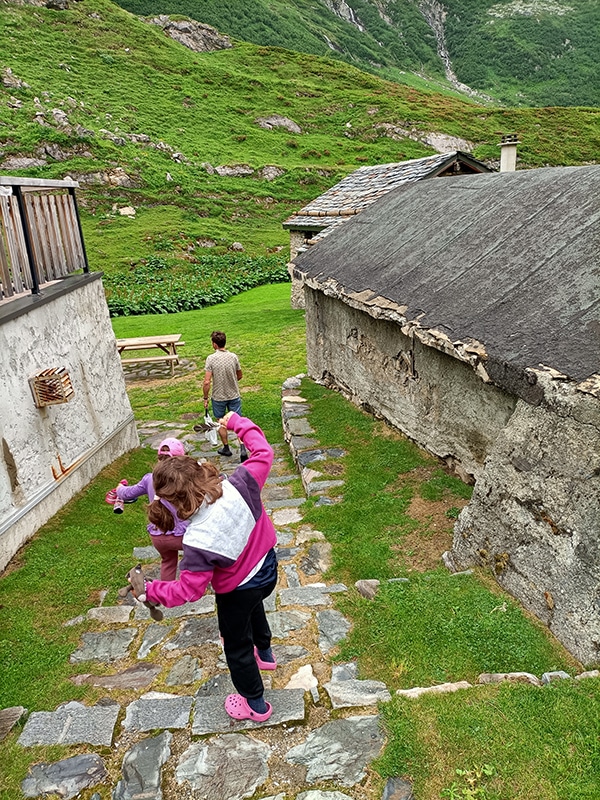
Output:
[218, 445, 232, 457]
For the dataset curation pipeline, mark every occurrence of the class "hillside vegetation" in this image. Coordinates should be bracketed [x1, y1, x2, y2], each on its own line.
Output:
[116, 0, 443, 84]
[443, 0, 600, 106]
[1, 0, 599, 313]
[113, 0, 600, 107]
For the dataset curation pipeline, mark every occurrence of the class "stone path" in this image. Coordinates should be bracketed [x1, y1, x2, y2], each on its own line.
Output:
[7, 376, 413, 800]
[6, 375, 597, 800]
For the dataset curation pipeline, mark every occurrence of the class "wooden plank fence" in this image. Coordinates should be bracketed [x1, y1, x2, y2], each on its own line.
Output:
[0, 181, 87, 300]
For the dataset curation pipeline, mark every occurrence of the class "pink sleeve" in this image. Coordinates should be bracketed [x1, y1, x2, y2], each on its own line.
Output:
[146, 569, 212, 608]
[227, 414, 273, 489]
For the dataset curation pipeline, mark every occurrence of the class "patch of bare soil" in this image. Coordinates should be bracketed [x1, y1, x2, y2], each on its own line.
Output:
[397, 495, 469, 572]
[322, 462, 344, 476]
[372, 419, 410, 441]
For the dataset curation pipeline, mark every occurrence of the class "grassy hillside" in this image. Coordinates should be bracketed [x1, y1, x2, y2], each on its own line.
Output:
[1, 0, 599, 308]
[112, 0, 600, 107]
[444, 0, 600, 107]
[113, 0, 444, 84]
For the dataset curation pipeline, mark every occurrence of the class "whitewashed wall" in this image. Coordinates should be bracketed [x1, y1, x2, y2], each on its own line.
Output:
[0, 275, 138, 571]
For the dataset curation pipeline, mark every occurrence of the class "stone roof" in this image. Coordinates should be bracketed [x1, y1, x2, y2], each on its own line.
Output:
[282, 151, 492, 233]
[293, 165, 600, 393]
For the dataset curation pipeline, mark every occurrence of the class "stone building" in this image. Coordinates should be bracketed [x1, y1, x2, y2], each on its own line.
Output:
[283, 151, 492, 307]
[0, 177, 137, 571]
[291, 165, 600, 664]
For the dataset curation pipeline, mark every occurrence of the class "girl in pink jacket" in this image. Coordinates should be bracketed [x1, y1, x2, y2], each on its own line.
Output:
[130, 413, 278, 723]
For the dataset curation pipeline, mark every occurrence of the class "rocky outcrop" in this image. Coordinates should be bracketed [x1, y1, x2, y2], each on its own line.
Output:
[72, 168, 138, 188]
[215, 164, 254, 177]
[98, 129, 189, 163]
[256, 115, 302, 134]
[148, 16, 232, 52]
[323, 0, 365, 32]
[418, 0, 493, 101]
[257, 165, 285, 181]
[2, 67, 29, 89]
[375, 122, 474, 153]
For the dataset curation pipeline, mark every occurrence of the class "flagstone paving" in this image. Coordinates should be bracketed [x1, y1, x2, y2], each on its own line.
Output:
[11, 377, 412, 800]
[7, 374, 593, 799]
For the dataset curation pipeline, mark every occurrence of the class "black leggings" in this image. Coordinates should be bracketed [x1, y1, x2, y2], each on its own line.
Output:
[215, 577, 277, 700]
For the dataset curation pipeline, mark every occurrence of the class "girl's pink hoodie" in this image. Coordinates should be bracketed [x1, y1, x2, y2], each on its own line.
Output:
[146, 414, 277, 607]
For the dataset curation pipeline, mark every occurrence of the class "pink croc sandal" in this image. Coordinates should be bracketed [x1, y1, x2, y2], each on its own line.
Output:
[225, 694, 272, 722]
[254, 646, 277, 671]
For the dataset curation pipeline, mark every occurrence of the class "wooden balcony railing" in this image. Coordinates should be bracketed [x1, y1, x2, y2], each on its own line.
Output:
[0, 177, 88, 300]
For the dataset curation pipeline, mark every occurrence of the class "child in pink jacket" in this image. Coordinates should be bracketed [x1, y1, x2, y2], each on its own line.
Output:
[129, 413, 278, 722]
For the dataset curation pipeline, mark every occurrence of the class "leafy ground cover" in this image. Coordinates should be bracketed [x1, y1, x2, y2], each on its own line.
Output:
[104, 252, 289, 315]
[0, 284, 597, 799]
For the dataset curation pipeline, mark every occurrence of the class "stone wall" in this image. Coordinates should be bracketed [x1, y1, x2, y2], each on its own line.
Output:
[288, 262, 306, 311]
[0, 275, 138, 571]
[304, 287, 516, 480]
[288, 233, 310, 309]
[304, 285, 600, 665]
[452, 371, 600, 665]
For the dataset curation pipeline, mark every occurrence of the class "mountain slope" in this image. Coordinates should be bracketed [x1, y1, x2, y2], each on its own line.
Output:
[442, 0, 600, 106]
[113, 0, 445, 85]
[113, 0, 600, 106]
[1, 0, 598, 282]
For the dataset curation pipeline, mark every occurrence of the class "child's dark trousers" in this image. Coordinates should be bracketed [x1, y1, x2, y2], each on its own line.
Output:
[216, 576, 277, 700]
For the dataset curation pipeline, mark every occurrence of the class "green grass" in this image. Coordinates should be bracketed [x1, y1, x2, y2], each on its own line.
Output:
[111, 282, 306, 441]
[1, 0, 599, 284]
[336, 573, 571, 688]
[379, 680, 600, 799]
[1, 286, 598, 799]
[298, 379, 436, 579]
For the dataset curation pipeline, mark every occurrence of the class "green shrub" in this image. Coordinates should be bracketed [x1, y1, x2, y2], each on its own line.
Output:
[104, 253, 290, 316]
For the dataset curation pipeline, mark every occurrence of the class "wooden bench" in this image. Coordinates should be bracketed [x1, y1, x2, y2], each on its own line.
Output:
[121, 354, 180, 365]
[116, 334, 185, 377]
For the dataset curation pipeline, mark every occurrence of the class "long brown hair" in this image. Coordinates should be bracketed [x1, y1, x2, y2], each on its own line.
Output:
[147, 456, 223, 529]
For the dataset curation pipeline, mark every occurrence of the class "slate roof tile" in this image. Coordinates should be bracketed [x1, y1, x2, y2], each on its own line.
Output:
[283, 151, 491, 232]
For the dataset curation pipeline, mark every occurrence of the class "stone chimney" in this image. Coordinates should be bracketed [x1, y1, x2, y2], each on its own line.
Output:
[499, 133, 519, 172]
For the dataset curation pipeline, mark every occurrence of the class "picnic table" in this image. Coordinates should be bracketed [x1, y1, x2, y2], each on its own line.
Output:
[116, 334, 185, 377]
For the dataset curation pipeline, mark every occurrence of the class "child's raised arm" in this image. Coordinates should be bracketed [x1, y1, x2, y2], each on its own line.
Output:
[225, 414, 273, 489]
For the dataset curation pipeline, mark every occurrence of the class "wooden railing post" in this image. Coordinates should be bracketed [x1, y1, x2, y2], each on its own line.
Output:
[68, 187, 89, 274]
[13, 185, 40, 295]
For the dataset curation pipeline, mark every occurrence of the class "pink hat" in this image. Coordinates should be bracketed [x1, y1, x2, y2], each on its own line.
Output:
[157, 437, 185, 457]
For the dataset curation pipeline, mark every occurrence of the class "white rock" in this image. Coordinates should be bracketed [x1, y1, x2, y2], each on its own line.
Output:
[396, 681, 472, 699]
[286, 665, 318, 691]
